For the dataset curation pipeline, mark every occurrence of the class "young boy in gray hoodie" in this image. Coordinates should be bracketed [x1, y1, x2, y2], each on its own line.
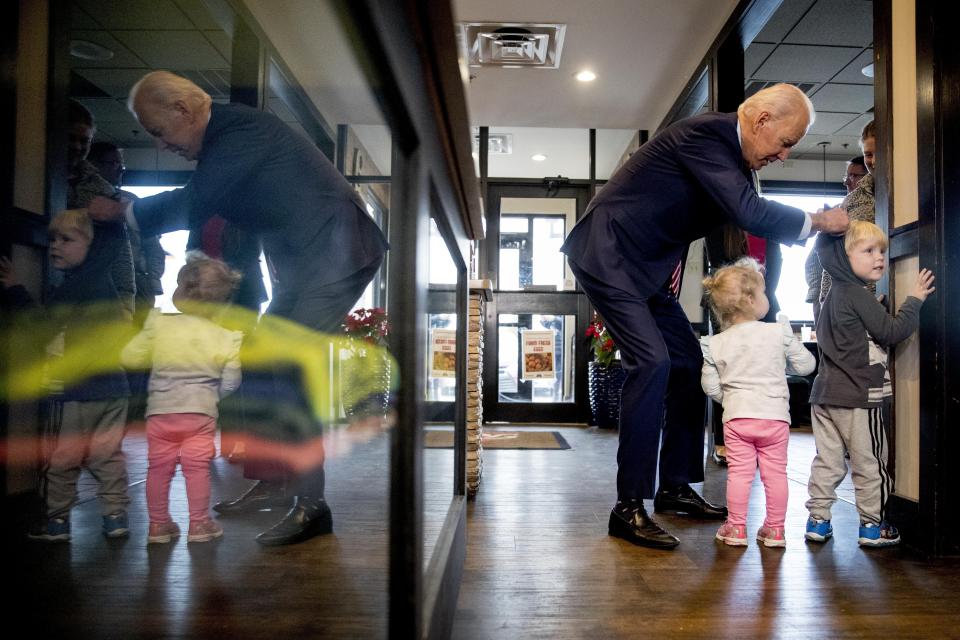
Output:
[804, 221, 935, 547]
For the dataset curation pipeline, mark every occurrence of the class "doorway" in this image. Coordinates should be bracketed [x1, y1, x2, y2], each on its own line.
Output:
[482, 182, 592, 424]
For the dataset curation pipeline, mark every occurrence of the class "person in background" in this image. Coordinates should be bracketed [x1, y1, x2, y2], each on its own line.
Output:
[121, 258, 243, 545]
[87, 141, 166, 326]
[805, 155, 867, 323]
[805, 221, 934, 547]
[1, 210, 131, 542]
[819, 125, 877, 306]
[701, 259, 816, 547]
[67, 100, 136, 319]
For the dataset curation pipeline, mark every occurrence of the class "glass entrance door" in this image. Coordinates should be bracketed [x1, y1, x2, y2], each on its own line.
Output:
[482, 183, 592, 424]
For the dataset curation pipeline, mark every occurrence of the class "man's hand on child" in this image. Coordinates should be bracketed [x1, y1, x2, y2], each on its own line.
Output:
[810, 206, 849, 235]
[0, 256, 19, 289]
[87, 195, 126, 222]
[913, 268, 936, 301]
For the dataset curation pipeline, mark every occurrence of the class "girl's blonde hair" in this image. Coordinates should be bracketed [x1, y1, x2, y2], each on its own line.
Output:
[49, 209, 93, 241]
[845, 220, 888, 253]
[702, 258, 766, 330]
[174, 257, 242, 306]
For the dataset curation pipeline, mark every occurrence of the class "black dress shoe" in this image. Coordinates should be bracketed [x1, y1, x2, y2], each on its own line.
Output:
[654, 484, 728, 519]
[255, 497, 333, 546]
[213, 481, 292, 515]
[711, 450, 728, 467]
[608, 501, 680, 549]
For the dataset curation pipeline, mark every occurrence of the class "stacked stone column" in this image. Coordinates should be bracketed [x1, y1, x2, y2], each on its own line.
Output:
[466, 282, 489, 495]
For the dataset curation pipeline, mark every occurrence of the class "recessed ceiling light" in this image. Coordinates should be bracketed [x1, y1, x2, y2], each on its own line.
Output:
[70, 39, 114, 61]
[532, 153, 547, 162]
[575, 70, 596, 82]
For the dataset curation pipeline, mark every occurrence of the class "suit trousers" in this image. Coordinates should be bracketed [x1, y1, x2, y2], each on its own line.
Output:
[570, 262, 706, 500]
[241, 259, 384, 498]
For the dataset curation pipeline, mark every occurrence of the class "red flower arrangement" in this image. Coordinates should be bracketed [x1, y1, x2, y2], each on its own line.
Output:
[586, 313, 617, 367]
[343, 307, 390, 346]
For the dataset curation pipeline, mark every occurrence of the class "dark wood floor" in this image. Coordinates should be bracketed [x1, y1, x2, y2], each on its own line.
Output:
[9, 424, 960, 639]
[453, 427, 960, 639]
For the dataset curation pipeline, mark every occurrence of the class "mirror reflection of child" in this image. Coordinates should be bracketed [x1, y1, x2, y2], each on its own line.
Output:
[121, 258, 243, 544]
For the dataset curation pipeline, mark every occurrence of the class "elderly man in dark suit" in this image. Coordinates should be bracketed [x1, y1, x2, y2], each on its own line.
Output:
[561, 84, 848, 549]
[90, 70, 388, 546]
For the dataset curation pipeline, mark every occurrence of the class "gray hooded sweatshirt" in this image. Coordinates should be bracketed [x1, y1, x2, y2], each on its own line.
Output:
[809, 233, 922, 408]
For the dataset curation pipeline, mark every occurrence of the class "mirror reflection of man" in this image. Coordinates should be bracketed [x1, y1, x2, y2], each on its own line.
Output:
[561, 84, 849, 550]
[89, 71, 388, 546]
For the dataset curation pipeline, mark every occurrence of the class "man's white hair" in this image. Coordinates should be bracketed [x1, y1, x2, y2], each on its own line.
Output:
[127, 70, 212, 114]
[737, 83, 816, 129]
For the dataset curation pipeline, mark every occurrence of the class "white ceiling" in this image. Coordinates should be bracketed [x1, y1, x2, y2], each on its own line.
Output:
[453, 0, 740, 130]
[67, 0, 873, 179]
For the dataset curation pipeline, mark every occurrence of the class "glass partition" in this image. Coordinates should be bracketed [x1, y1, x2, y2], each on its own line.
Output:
[423, 216, 461, 563]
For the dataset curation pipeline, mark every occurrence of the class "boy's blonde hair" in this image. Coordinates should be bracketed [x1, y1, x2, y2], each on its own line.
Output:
[702, 258, 766, 330]
[48, 209, 93, 241]
[175, 257, 242, 305]
[844, 220, 888, 254]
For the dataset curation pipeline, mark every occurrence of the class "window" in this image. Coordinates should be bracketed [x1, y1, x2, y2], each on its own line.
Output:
[763, 193, 845, 323]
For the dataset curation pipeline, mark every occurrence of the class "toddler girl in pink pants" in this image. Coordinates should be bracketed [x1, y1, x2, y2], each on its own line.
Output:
[122, 258, 243, 544]
[700, 259, 816, 547]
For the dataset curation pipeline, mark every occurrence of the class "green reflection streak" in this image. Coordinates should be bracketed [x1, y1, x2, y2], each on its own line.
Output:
[4, 302, 398, 426]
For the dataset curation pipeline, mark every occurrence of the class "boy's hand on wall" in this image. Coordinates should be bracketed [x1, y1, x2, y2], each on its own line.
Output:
[913, 268, 936, 301]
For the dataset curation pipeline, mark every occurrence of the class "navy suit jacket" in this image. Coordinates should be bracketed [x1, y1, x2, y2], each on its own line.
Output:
[561, 112, 805, 299]
[134, 103, 388, 296]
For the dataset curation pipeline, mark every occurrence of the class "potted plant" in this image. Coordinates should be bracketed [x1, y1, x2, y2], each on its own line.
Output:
[586, 313, 626, 428]
[341, 307, 393, 419]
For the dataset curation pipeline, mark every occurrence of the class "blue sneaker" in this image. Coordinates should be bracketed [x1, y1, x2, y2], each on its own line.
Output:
[805, 517, 833, 542]
[102, 512, 129, 538]
[28, 517, 71, 542]
[858, 521, 900, 547]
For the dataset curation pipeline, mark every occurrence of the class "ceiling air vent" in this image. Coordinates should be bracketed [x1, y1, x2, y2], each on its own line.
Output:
[472, 131, 513, 155]
[460, 23, 566, 69]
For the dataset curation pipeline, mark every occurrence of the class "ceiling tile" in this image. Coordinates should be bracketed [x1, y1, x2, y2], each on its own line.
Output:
[71, 4, 102, 29]
[792, 134, 863, 160]
[204, 31, 232, 63]
[784, 0, 873, 47]
[268, 96, 298, 123]
[75, 68, 152, 98]
[113, 30, 229, 70]
[810, 83, 874, 112]
[78, 98, 135, 124]
[744, 43, 775, 77]
[808, 111, 859, 135]
[754, 44, 862, 82]
[69, 30, 148, 68]
[172, 0, 222, 30]
[833, 49, 874, 84]
[76, 0, 194, 30]
[93, 119, 151, 147]
[835, 112, 874, 137]
[753, 0, 817, 43]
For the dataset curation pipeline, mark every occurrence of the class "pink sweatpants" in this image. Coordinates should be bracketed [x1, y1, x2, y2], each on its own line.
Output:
[723, 418, 790, 528]
[146, 413, 217, 524]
